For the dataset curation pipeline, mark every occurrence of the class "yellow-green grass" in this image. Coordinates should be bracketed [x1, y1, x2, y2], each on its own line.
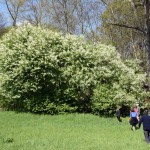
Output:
[0, 111, 149, 150]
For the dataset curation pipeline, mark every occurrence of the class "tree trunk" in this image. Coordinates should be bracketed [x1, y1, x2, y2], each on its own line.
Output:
[145, 0, 150, 88]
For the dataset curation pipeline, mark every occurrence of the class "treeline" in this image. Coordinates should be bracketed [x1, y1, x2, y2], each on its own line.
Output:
[0, 0, 103, 39]
[0, 24, 148, 115]
[0, 1, 149, 61]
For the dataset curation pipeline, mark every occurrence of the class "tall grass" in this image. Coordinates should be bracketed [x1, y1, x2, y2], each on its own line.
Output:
[0, 111, 149, 150]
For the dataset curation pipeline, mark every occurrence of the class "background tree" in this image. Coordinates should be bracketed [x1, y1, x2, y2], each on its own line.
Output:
[101, 0, 145, 57]
[3, 0, 28, 26]
[100, 0, 150, 87]
[50, 0, 77, 33]
[22, 0, 48, 26]
[143, 0, 150, 87]
[1, 0, 104, 36]
[44, 0, 103, 36]
[0, 12, 6, 37]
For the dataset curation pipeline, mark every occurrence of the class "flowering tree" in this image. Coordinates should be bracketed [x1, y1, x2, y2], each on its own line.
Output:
[0, 24, 148, 115]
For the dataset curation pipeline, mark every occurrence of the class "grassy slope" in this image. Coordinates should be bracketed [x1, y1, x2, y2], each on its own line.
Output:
[0, 111, 149, 150]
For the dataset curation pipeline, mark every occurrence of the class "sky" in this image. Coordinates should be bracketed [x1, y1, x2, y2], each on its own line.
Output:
[0, 1, 12, 26]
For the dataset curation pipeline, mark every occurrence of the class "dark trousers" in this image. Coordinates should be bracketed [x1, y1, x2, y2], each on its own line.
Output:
[144, 130, 150, 143]
[117, 116, 122, 122]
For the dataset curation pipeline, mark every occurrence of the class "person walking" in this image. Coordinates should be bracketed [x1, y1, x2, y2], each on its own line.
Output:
[136, 103, 141, 117]
[139, 109, 150, 143]
[129, 108, 139, 131]
[116, 106, 122, 122]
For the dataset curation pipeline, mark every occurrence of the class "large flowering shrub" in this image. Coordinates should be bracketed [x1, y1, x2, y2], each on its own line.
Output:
[0, 24, 147, 115]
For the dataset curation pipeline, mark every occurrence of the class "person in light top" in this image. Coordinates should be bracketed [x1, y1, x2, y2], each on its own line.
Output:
[129, 108, 139, 131]
[135, 103, 141, 117]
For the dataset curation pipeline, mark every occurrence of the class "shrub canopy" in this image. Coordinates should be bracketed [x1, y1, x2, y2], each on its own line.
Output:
[0, 24, 147, 115]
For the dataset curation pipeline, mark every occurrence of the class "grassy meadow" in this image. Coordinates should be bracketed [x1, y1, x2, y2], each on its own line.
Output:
[0, 111, 150, 150]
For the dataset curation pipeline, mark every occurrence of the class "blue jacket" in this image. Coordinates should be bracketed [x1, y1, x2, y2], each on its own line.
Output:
[139, 115, 150, 130]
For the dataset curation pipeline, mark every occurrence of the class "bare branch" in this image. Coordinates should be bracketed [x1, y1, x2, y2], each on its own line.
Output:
[108, 22, 146, 35]
[101, 0, 108, 5]
[4, 0, 15, 22]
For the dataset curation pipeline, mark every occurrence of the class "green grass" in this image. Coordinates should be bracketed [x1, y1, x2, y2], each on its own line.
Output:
[0, 111, 149, 150]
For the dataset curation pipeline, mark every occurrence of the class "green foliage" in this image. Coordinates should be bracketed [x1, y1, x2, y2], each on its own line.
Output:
[100, 0, 145, 61]
[0, 24, 148, 115]
[91, 52, 147, 116]
[23, 98, 77, 114]
[92, 84, 116, 116]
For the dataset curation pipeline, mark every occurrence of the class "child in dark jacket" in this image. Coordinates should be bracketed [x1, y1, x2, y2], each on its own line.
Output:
[116, 107, 122, 122]
[139, 109, 150, 143]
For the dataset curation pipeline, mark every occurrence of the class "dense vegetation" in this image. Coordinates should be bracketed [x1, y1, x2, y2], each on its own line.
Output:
[0, 24, 148, 115]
